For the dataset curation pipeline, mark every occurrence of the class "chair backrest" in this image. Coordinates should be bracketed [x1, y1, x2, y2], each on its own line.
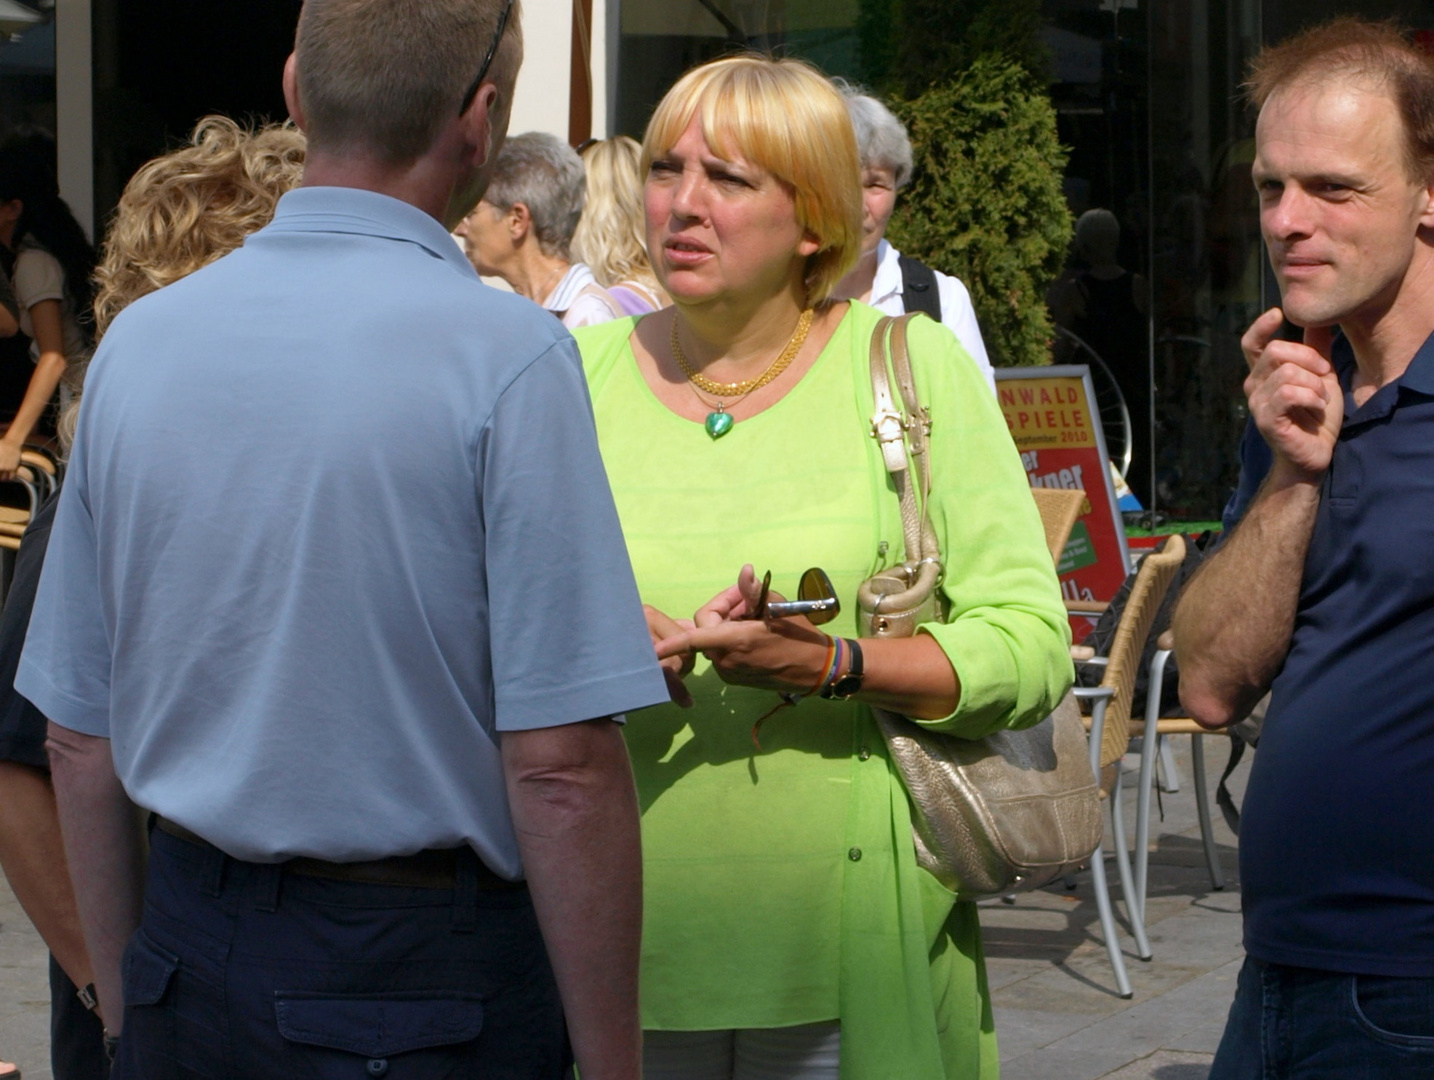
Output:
[1097, 533, 1186, 768]
[1031, 487, 1088, 566]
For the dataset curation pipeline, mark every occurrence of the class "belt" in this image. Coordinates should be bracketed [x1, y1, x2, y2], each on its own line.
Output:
[153, 816, 521, 891]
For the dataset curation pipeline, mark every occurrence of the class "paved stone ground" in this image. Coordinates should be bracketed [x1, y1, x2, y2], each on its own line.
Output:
[0, 735, 1250, 1079]
[1, 863, 49, 1078]
[985, 733, 1251, 1080]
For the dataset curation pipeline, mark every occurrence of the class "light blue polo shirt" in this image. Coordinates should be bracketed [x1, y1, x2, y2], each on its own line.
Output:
[17, 187, 668, 874]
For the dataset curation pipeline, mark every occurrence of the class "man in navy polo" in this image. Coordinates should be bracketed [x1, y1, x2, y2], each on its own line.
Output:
[1174, 17, 1434, 1078]
[16, 1, 668, 1077]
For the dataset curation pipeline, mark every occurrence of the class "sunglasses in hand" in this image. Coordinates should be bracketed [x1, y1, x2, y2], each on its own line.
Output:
[749, 567, 840, 624]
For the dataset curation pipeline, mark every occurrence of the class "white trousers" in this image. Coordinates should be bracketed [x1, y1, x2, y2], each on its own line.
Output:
[643, 1022, 842, 1080]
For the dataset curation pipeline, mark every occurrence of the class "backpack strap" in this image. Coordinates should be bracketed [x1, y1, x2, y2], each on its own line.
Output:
[898, 255, 943, 322]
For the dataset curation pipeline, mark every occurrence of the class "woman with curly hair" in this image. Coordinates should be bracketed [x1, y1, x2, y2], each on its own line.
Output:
[0, 116, 304, 1080]
[574, 136, 669, 315]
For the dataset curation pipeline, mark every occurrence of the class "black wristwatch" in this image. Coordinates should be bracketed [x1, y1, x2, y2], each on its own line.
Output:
[822, 638, 864, 700]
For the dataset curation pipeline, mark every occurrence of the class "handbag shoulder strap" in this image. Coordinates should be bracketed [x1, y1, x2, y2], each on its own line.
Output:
[869, 313, 940, 564]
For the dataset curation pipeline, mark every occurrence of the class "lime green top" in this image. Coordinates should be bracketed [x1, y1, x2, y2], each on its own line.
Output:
[576, 302, 1071, 1080]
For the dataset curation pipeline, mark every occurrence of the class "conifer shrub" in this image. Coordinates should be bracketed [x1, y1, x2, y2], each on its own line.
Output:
[885, 55, 1072, 367]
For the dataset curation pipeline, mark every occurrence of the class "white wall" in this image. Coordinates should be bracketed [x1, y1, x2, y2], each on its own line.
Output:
[508, 0, 572, 140]
[508, 0, 611, 142]
[55, 0, 93, 241]
[589, 0, 608, 139]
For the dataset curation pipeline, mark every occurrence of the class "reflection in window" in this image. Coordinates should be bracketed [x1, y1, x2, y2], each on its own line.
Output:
[616, 0, 862, 136]
[1046, 0, 1262, 520]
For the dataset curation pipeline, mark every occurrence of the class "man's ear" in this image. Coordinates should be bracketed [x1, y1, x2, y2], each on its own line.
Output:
[460, 83, 499, 170]
[1419, 175, 1434, 229]
[282, 53, 307, 132]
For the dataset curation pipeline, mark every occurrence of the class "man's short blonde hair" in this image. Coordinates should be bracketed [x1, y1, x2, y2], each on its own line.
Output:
[642, 54, 862, 306]
[294, 0, 522, 163]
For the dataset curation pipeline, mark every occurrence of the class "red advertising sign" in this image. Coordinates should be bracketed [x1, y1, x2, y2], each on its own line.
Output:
[995, 366, 1131, 641]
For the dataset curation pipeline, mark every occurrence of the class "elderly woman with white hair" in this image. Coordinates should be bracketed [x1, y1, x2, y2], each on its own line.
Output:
[456, 130, 621, 328]
[833, 86, 995, 392]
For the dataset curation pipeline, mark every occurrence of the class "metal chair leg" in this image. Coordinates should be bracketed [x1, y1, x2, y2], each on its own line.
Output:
[1191, 732, 1225, 890]
[1109, 769, 1152, 960]
[1088, 841, 1134, 998]
[1134, 648, 1172, 936]
[1158, 735, 1181, 792]
[1078, 693, 1135, 996]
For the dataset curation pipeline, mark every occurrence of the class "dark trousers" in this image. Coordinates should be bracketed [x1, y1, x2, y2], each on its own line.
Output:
[1210, 957, 1434, 1079]
[50, 954, 108, 1080]
[115, 826, 572, 1079]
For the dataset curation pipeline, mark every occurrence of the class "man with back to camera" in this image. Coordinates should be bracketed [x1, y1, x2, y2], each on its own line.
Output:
[1173, 18, 1434, 1078]
[16, 1, 669, 1077]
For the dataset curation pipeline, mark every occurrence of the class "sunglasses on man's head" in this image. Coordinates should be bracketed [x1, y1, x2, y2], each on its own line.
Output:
[458, 0, 515, 116]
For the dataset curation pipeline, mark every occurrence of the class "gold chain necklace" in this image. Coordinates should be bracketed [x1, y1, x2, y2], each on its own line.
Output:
[672, 308, 815, 439]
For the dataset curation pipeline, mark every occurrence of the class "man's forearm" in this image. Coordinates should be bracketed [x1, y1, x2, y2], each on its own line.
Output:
[1173, 463, 1322, 727]
[46, 722, 146, 1031]
[503, 720, 642, 1080]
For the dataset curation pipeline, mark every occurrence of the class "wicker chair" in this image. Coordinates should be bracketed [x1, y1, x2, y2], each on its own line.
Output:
[1030, 487, 1088, 565]
[1072, 534, 1186, 997]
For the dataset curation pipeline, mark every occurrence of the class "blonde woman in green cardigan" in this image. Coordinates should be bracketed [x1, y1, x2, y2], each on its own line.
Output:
[574, 55, 1071, 1080]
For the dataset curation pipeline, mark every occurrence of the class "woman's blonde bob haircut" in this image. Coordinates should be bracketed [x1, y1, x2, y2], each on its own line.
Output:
[641, 54, 862, 306]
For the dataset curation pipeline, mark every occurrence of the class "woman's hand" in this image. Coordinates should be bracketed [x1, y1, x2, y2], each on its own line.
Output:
[645, 605, 696, 708]
[2, 298, 70, 479]
[655, 565, 831, 695]
[0, 440, 20, 481]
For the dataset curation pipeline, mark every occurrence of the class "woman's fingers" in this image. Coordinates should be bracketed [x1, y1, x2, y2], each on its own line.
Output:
[655, 630, 705, 661]
[738, 563, 761, 605]
[694, 583, 747, 628]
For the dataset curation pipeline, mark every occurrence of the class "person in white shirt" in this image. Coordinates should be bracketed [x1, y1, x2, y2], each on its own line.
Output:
[456, 131, 621, 329]
[833, 86, 995, 394]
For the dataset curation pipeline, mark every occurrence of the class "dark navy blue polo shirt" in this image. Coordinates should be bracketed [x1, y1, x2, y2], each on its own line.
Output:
[1241, 329, 1434, 976]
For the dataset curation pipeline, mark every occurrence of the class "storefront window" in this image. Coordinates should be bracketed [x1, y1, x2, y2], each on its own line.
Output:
[0, 8, 55, 144]
[615, 0, 864, 136]
[609, 0, 1429, 523]
[1045, 0, 1262, 522]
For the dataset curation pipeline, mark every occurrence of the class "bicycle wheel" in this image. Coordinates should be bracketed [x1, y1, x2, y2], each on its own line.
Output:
[1054, 326, 1133, 482]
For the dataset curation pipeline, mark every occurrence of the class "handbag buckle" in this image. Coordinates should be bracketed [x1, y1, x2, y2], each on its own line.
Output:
[870, 408, 907, 444]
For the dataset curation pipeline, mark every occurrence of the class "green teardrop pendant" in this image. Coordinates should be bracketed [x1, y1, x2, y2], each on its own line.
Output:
[705, 411, 735, 439]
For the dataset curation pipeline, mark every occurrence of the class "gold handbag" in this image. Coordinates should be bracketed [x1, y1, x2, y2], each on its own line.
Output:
[860, 314, 1101, 901]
